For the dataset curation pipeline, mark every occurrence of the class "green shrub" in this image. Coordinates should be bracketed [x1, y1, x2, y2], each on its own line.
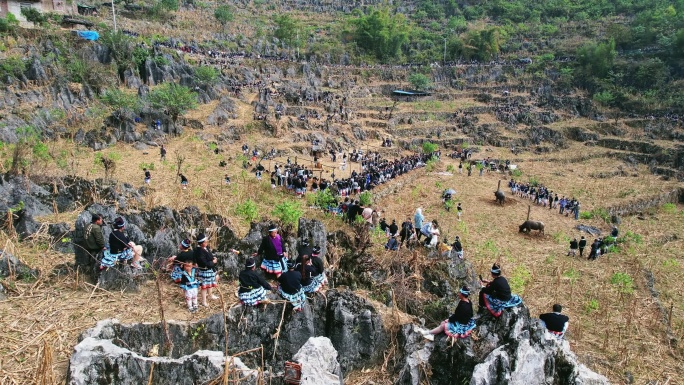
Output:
[0, 56, 25, 81]
[579, 211, 594, 219]
[272, 200, 303, 226]
[528, 175, 539, 187]
[610, 272, 634, 294]
[0, 13, 19, 34]
[194, 66, 219, 85]
[21, 7, 48, 25]
[509, 265, 532, 293]
[511, 169, 522, 178]
[585, 298, 599, 314]
[235, 199, 259, 222]
[359, 191, 373, 206]
[422, 141, 438, 154]
[662, 203, 677, 213]
[313, 188, 337, 209]
[446, 164, 455, 173]
[139, 162, 155, 171]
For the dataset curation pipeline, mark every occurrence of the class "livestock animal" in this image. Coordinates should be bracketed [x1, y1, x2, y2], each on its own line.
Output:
[494, 190, 505, 205]
[519, 220, 545, 235]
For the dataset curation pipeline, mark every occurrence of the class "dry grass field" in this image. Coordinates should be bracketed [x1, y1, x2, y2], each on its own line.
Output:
[0, 79, 683, 385]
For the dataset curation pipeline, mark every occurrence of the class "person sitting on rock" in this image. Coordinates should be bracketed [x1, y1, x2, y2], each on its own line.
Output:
[385, 234, 399, 251]
[168, 239, 195, 283]
[255, 225, 288, 277]
[101, 217, 143, 270]
[298, 255, 318, 294]
[424, 286, 476, 341]
[179, 260, 199, 312]
[238, 257, 273, 306]
[309, 246, 327, 291]
[194, 233, 219, 307]
[539, 304, 569, 339]
[478, 263, 522, 317]
[277, 261, 305, 311]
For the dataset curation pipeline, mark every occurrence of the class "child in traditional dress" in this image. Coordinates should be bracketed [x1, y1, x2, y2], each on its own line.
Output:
[179, 261, 199, 312]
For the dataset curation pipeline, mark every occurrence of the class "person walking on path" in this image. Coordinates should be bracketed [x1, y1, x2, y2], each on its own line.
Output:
[578, 236, 587, 258]
[456, 203, 463, 221]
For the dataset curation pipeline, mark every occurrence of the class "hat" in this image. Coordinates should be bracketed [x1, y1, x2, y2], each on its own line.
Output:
[197, 233, 209, 243]
[459, 285, 471, 296]
[268, 224, 278, 232]
[245, 258, 256, 268]
[312, 246, 321, 256]
[287, 260, 296, 269]
[113, 217, 125, 229]
[491, 263, 502, 275]
[180, 239, 191, 249]
[301, 239, 310, 247]
[454, 236, 460, 240]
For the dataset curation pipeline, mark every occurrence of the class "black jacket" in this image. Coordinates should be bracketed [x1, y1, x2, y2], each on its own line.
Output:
[539, 312, 569, 333]
[109, 230, 131, 254]
[258, 235, 284, 261]
[299, 264, 316, 286]
[194, 247, 216, 270]
[175, 250, 196, 266]
[448, 300, 473, 324]
[310, 256, 325, 276]
[482, 276, 512, 301]
[570, 240, 578, 249]
[452, 240, 462, 252]
[579, 239, 587, 248]
[238, 269, 272, 293]
[388, 223, 399, 236]
[278, 270, 302, 294]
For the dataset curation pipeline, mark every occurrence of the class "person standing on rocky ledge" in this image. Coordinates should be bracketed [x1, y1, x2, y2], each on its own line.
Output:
[194, 233, 219, 307]
[255, 224, 288, 277]
[83, 214, 106, 263]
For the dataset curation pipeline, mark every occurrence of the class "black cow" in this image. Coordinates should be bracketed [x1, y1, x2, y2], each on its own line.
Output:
[494, 190, 505, 205]
[519, 220, 545, 235]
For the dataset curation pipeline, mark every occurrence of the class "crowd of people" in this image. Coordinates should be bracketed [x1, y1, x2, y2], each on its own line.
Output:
[509, 179, 583, 220]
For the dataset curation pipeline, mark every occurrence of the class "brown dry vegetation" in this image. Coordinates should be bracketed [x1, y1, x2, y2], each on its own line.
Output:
[0, 61, 683, 385]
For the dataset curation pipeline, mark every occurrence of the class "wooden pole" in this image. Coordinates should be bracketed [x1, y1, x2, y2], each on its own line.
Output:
[527, 205, 531, 221]
[497, 180, 501, 191]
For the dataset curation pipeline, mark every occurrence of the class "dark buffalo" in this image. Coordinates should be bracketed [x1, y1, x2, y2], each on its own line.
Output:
[519, 220, 545, 235]
[494, 190, 505, 205]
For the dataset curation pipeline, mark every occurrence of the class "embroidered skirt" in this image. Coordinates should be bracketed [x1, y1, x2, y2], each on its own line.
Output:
[484, 294, 522, 317]
[239, 287, 267, 306]
[100, 249, 133, 267]
[197, 268, 217, 289]
[261, 257, 288, 275]
[278, 287, 306, 311]
[170, 265, 183, 282]
[302, 274, 326, 293]
[444, 319, 476, 338]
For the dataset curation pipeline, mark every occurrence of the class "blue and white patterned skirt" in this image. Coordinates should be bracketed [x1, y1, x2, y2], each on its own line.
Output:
[444, 319, 476, 338]
[303, 273, 326, 293]
[197, 268, 217, 289]
[278, 287, 306, 311]
[170, 265, 183, 282]
[484, 294, 522, 317]
[261, 257, 288, 275]
[239, 287, 267, 306]
[100, 249, 133, 267]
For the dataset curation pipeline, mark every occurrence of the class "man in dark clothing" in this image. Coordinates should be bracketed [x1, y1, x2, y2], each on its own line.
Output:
[451, 236, 463, 259]
[277, 261, 305, 311]
[388, 220, 399, 237]
[588, 239, 600, 260]
[83, 214, 106, 261]
[539, 304, 569, 338]
[479, 263, 512, 311]
[578, 236, 587, 258]
[144, 168, 151, 185]
[568, 238, 578, 257]
[160, 145, 167, 161]
[238, 258, 273, 306]
[399, 217, 415, 248]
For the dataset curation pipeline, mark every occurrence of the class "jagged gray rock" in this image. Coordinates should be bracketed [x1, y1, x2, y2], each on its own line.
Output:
[397, 304, 610, 385]
[67, 319, 257, 385]
[0, 250, 39, 280]
[297, 217, 327, 258]
[292, 337, 343, 385]
[68, 289, 385, 383]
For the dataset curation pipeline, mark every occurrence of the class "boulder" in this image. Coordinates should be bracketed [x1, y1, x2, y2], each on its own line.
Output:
[0, 250, 39, 280]
[97, 264, 140, 292]
[292, 337, 343, 385]
[68, 289, 385, 383]
[297, 218, 327, 258]
[395, 304, 610, 385]
[67, 319, 257, 385]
